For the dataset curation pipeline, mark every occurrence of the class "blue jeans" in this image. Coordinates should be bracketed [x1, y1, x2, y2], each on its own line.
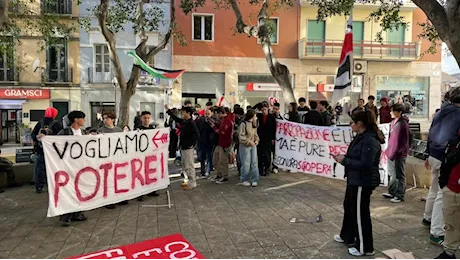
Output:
[200, 147, 213, 175]
[239, 144, 259, 183]
[35, 154, 47, 189]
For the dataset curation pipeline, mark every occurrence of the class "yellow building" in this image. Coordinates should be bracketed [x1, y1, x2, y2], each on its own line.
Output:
[0, 0, 81, 144]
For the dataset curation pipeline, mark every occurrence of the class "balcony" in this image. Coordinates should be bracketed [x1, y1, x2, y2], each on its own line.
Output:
[0, 68, 18, 83]
[42, 68, 73, 84]
[298, 39, 421, 61]
[87, 67, 113, 84]
[41, 0, 72, 15]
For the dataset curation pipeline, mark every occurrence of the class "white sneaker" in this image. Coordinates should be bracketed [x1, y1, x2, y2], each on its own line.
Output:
[348, 247, 374, 257]
[390, 197, 402, 203]
[334, 235, 344, 243]
[272, 168, 279, 174]
[251, 182, 257, 187]
[382, 193, 393, 199]
[240, 181, 251, 187]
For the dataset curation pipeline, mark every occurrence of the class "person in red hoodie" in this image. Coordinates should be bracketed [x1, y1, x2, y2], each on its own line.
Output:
[379, 98, 392, 124]
[210, 107, 234, 184]
[383, 103, 410, 203]
[436, 130, 460, 259]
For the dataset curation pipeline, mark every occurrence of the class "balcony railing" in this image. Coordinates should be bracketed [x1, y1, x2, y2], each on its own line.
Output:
[0, 68, 18, 82]
[42, 68, 73, 83]
[298, 39, 421, 61]
[87, 67, 113, 84]
[42, 0, 72, 15]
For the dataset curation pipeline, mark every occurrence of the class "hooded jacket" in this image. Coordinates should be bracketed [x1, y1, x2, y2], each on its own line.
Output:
[213, 113, 234, 149]
[342, 128, 383, 188]
[386, 116, 410, 160]
[379, 105, 392, 124]
[428, 103, 460, 161]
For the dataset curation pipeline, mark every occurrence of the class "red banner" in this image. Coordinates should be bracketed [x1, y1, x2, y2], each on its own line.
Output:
[70, 234, 204, 259]
[0, 88, 50, 99]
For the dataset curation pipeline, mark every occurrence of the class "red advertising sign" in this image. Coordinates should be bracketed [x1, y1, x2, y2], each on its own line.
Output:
[0, 88, 50, 99]
[70, 234, 204, 259]
[246, 82, 281, 91]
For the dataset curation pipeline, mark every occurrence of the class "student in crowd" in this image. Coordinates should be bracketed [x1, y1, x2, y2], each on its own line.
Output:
[335, 102, 343, 124]
[210, 107, 234, 184]
[423, 87, 460, 246]
[136, 111, 159, 199]
[184, 99, 192, 107]
[97, 111, 127, 209]
[246, 105, 252, 112]
[97, 111, 123, 134]
[238, 109, 260, 187]
[304, 101, 323, 126]
[403, 95, 413, 118]
[206, 101, 214, 112]
[123, 125, 131, 132]
[298, 97, 310, 112]
[257, 103, 276, 176]
[319, 101, 332, 126]
[333, 110, 384, 257]
[32, 107, 62, 194]
[57, 111, 88, 227]
[271, 102, 282, 173]
[134, 111, 141, 130]
[379, 98, 392, 124]
[233, 107, 245, 174]
[435, 130, 460, 259]
[287, 102, 301, 123]
[196, 109, 215, 178]
[166, 105, 200, 190]
[86, 127, 98, 135]
[165, 108, 179, 159]
[0, 149, 20, 193]
[352, 98, 366, 115]
[365, 95, 379, 120]
[382, 104, 410, 203]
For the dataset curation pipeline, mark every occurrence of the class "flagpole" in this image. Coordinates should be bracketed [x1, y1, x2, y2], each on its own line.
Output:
[350, 10, 354, 96]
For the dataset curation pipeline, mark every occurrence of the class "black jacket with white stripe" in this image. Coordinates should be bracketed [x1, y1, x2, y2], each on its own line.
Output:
[342, 129, 382, 188]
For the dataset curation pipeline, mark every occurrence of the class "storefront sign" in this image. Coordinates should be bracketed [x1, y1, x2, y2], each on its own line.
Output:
[247, 83, 281, 91]
[317, 83, 334, 92]
[274, 120, 390, 186]
[0, 88, 50, 99]
[41, 129, 170, 217]
[70, 234, 204, 259]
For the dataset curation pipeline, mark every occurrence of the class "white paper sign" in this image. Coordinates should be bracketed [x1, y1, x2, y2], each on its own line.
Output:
[274, 120, 389, 186]
[42, 129, 170, 217]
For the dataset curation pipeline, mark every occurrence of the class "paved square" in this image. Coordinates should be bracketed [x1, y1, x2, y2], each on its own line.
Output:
[0, 169, 442, 259]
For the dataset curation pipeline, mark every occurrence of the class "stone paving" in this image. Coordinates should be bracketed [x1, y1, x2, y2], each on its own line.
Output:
[0, 169, 445, 259]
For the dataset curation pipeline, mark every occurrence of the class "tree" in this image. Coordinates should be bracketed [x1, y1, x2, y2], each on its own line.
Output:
[81, 0, 181, 127]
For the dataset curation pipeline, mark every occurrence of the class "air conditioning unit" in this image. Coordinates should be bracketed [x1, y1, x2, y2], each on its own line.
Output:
[354, 60, 367, 74]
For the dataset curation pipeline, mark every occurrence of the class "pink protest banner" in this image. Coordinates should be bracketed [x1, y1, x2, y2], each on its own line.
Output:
[42, 129, 170, 217]
[70, 234, 204, 259]
[274, 120, 389, 186]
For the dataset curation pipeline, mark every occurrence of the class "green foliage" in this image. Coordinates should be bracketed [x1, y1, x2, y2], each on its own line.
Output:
[417, 19, 441, 56]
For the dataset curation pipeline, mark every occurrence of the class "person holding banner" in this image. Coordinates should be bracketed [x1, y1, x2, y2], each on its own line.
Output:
[256, 103, 276, 176]
[165, 105, 200, 190]
[57, 110, 88, 227]
[332, 110, 385, 257]
[238, 109, 260, 187]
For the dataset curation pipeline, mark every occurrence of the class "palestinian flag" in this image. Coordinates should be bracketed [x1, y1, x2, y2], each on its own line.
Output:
[128, 51, 185, 79]
[332, 13, 353, 104]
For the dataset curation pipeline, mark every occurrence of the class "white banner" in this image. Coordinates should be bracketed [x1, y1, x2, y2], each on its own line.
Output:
[274, 120, 390, 186]
[42, 129, 170, 217]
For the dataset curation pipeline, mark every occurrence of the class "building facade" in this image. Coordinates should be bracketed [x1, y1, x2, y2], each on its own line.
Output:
[0, 0, 81, 144]
[79, 0, 172, 128]
[172, 2, 442, 120]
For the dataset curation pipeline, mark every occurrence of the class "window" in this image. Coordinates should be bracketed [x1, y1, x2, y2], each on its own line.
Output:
[265, 18, 279, 44]
[307, 20, 325, 54]
[46, 39, 67, 82]
[0, 37, 14, 82]
[146, 46, 155, 67]
[94, 44, 111, 82]
[42, 0, 72, 15]
[193, 14, 213, 41]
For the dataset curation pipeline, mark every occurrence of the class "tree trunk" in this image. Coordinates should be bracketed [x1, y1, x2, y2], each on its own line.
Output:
[118, 86, 135, 127]
[271, 63, 295, 108]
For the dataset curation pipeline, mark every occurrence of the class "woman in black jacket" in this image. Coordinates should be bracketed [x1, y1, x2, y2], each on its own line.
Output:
[287, 102, 301, 123]
[332, 110, 385, 257]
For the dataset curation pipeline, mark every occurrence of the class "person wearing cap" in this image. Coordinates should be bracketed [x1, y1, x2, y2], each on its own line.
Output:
[165, 105, 200, 190]
[379, 98, 392, 124]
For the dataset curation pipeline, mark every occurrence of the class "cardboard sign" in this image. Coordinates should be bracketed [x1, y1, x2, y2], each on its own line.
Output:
[70, 234, 204, 259]
[42, 129, 170, 217]
[274, 120, 389, 186]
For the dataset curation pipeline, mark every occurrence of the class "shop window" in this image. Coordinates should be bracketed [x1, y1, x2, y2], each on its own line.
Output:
[258, 18, 279, 44]
[52, 101, 69, 121]
[0, 36, 14, 82]
[94, 44, 111, 82]
[46, 38, 68, 82]
[193, 14, 213, 41]
[42, 0, 72, 15]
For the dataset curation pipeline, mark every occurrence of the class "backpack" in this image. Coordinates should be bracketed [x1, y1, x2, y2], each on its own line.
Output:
[37, 119, 60, 147]
[440, 135, 460, 189]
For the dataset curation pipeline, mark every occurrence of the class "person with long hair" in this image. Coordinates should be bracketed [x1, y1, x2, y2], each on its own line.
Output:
[332, 110, 385, 257]
[238, 109, 260, 187]
[288, 102, 301, 123]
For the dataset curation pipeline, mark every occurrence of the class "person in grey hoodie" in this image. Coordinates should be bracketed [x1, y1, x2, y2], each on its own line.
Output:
[422, 86, 460, 246]
[97, 111, 123, 134]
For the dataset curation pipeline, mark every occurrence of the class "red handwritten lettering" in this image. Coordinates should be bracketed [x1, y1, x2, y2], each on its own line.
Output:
[144, 155, 158, 185]
[114, 162, 129, 194]
[75, 167, 100, 202]
[54, 171, 69, 208]
[161, 153, 165, 179]
[131, 158, 144, 189]
[99, 163, 112, 198]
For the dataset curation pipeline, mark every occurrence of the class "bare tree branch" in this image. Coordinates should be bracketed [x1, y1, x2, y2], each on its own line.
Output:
[146, 0, 176, 59]
[412, 0, 449, 42]
[97, 0, 127, 89]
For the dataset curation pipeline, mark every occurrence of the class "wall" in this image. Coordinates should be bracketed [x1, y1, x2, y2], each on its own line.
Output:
[173, 1, 299, 59]
[412, 8, 442, 62]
